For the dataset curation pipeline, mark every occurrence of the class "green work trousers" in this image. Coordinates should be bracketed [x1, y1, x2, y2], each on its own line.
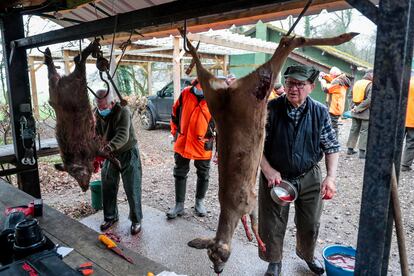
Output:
[346, 118, 369, 151]
[101, 146, 143, 223]
[330, 114, 340, 139]
[258, 165, 323, 263]
[402, 127, 414, 168]
[173, 152, 210, 203]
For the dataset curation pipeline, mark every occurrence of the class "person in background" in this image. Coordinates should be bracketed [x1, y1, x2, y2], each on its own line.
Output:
[268, 83, 285, 101]
[319, 66, 351, 139]
[167, 79, 215, 219]
[95, 90, 143, 235]
[225, 73, 237, 85]
[259, 65, 339, 276]
[346, 70, 374, 159]
[401, 76, 414, 171]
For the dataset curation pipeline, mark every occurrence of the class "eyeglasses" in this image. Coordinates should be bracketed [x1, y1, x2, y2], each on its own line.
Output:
[285, 80, 307, 89]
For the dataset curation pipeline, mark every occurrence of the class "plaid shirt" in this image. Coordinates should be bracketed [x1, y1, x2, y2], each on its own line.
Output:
[287, 99, 340, 154]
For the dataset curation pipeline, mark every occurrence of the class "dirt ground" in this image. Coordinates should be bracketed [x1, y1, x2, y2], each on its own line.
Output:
[38, 118, 413, 275]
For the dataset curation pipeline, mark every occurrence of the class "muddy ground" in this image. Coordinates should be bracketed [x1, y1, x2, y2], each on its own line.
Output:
[37, 118, 413, 275]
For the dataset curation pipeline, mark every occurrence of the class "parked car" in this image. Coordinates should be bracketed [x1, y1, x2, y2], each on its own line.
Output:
[141, 77, 192, 130]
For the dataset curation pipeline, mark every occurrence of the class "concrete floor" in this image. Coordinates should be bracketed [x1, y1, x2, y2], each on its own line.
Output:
[81, 204, 317, 276]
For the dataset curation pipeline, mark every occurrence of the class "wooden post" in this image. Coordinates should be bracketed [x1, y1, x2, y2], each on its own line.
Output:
[172, 36, 181, 100]
[28, 56, 40, 119]
[63, 50, 71, 75]
[1, 14, 40, 197]
[147, 62, 152, 95]
[223, 55, 229, 76]
[181, 61, 185, 77]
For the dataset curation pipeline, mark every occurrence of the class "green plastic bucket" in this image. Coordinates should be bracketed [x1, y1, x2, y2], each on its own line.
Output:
[90, 180, 103, 210]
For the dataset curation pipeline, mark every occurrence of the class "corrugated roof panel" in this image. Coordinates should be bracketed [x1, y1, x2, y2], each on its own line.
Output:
[150, 0, 176, 6]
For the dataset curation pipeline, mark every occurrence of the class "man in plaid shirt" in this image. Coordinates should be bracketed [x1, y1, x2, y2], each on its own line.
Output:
[259, 65, 339, 276]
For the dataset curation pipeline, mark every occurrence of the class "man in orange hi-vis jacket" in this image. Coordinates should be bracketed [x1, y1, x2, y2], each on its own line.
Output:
[401, 76, 414, 172]
[319, 67, 351, 139]
[167, 79, 215, 219]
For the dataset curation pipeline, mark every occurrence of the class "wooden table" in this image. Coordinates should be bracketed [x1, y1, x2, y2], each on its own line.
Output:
[0, 180, 167, 275]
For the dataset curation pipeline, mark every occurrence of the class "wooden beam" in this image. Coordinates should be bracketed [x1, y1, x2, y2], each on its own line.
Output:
[135, 48, 222, 60]
[29, 55, 160, 65]
[121, 54, 171, 63]
[172, 36, 181, 101]
[115, 44, 156, 50]
[345, 0, 378, 25]
[186, 32, 275, 54]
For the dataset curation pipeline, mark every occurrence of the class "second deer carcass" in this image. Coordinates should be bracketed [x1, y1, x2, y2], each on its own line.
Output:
[44, 40, 120, 192]
[181, 30, 357, 273]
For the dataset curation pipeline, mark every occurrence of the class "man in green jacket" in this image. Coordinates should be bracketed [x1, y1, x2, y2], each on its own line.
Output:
[95, 90, 143, 235]
[346, 70, 373, 159]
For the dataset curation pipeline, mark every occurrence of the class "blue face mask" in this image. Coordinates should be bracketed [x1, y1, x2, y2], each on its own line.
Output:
[98, 108, 111, 117]
[192, 87, 204, 97]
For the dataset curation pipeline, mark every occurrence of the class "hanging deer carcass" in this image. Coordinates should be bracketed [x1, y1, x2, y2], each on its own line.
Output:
[44, 40, 120, 192]
[181, 30, 358, 273]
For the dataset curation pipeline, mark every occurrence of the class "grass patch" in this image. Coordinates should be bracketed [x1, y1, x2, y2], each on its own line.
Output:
[39, 154, 62, 164]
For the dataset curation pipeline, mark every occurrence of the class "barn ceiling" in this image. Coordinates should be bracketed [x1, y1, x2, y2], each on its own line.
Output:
[7, 0, 379, 49]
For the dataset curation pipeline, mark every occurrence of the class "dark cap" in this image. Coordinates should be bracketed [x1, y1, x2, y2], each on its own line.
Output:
[284, 65, 319, 83]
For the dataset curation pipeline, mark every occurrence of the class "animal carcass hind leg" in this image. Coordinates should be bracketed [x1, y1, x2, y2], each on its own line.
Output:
[241, 215, 253, 241]
[249, 208, 266, 254]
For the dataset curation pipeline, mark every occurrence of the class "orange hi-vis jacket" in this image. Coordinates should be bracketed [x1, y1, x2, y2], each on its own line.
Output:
[170, 85, 215, 160]
[352, 79, 372, 103]
[322, 74, 335, 83]
[325, 74, 350, 116]
[406, 77, 414, 127]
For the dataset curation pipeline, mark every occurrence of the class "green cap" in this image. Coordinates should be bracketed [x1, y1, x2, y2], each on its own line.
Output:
[283, 65, 319, 83]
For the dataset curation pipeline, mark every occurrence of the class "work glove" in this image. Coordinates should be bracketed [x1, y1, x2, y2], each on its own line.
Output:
[93, 156, 106, 173]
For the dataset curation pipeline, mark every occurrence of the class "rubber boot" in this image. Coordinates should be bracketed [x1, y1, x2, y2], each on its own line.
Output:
[194, 198, 207, 217]
[166, 202, 184, 219]
[347, 148, 357, 155]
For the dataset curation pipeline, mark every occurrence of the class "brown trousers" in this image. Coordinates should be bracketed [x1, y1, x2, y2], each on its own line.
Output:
[258, 165, 323, 263]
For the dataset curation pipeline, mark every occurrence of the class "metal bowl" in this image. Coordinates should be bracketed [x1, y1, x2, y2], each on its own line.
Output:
[270, 180, 298, 206]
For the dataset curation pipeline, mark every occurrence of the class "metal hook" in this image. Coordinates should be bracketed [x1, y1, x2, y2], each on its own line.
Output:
[99, 71, 110, 96]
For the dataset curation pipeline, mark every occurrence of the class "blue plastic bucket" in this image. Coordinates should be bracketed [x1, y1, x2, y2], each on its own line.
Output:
[323, 245, 356, 276]
[343, 110, 352, 119]
[89, 180, 103, 210]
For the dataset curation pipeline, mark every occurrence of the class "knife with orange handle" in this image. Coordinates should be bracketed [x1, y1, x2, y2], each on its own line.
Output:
[98, 234, 134, 264]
